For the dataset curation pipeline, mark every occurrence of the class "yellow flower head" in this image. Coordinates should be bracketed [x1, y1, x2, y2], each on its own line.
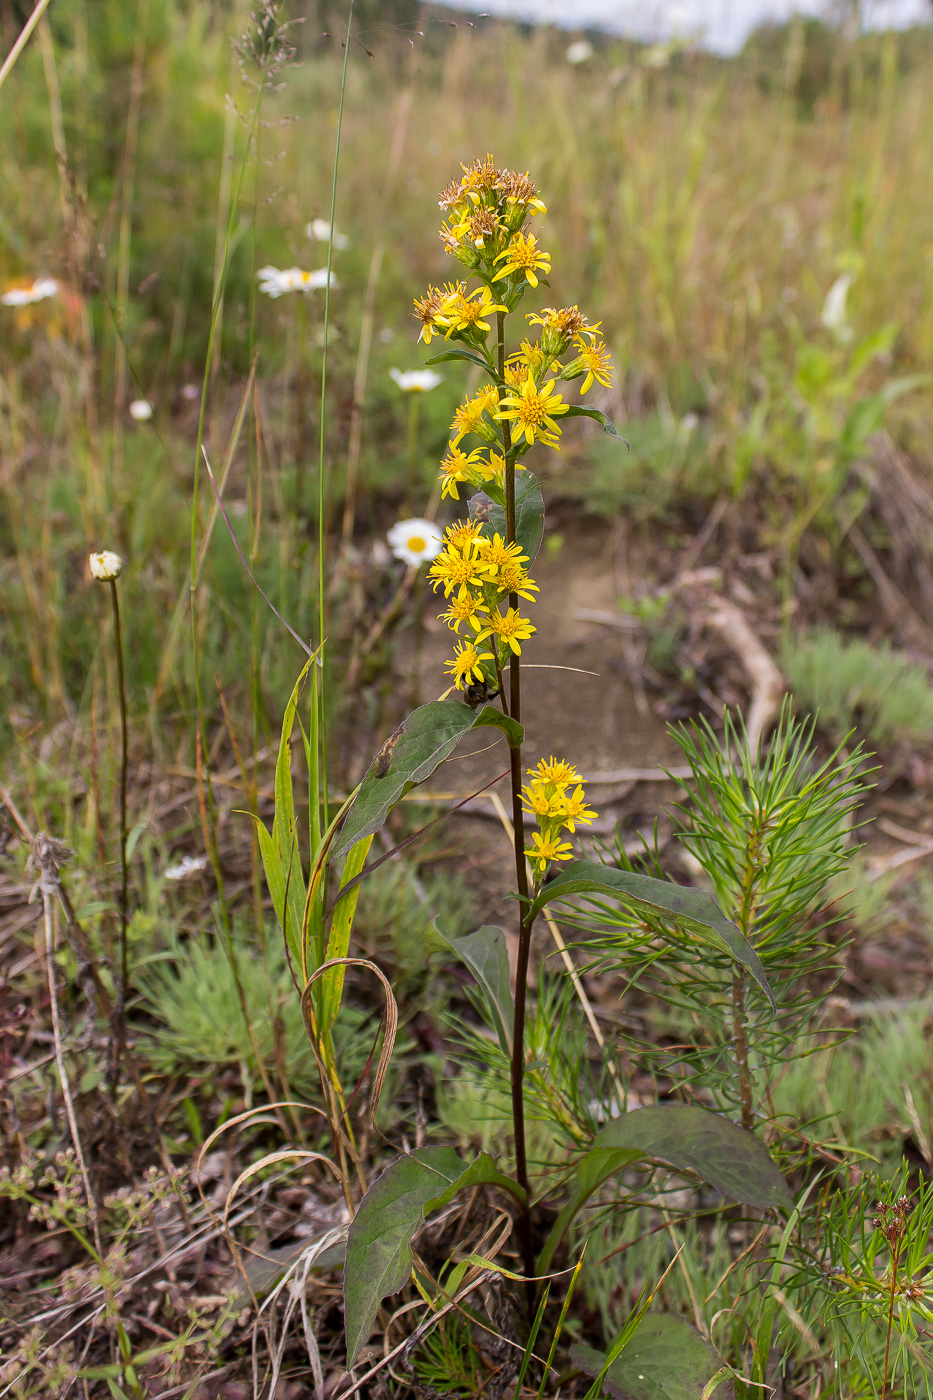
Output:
[520, 780, 563, 820]
[478, 532, 529, 573]
[428, 541, 492, 596]
[443, 518, 486, 550]
[439, 586, 488, 635]
[496, 561, 539, 601]
[458, 153, 500, 201]
[441, 285, 508, 339]
[507, 338, 550, 377]
[451, 384, 499, 445]
[565, 335, 614, 394]
[445, 639, 495, 690]
[495, 373, 569, 449]
[438, 444, 486, 501]
[479, 606, 536, 656]
[531, 756, 580, 787]
[412, 284, 446, 344]
[527, 305, 600, 356]
[492, 231, 551, 288]
[557, 785, 598, 833]
[526, 829, 574, 876]
[495, 169, 547, 217]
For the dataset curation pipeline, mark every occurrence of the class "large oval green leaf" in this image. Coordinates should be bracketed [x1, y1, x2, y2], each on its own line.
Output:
[572, 1316, 732, 1400]
[538, 1103, 791, 1274]
[526, 861, 772, 1007]
[344, 1147, 524, 1365]
[469, 470, 545, 565]
[333, 701, 522, 860]
[432, 922, 513, 1055]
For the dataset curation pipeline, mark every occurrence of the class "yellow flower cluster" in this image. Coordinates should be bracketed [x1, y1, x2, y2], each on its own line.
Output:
[428, 520, 540, 690]
[521, 758, 597, 877]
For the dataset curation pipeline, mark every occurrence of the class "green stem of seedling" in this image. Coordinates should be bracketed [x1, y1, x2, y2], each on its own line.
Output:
[497, 307, 536, 1287]
[109, 579, 129, 1043]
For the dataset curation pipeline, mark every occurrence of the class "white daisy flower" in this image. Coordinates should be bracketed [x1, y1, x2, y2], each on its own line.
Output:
[257, 266, 339, 298]
[566, 40, 593, 65]
[164, 853, 209, 881]
[1, 277, 59, 306]
[821, 273, 854, 342]
[306, 218, 350, 251]
[389, 368, 443, 393]
[387, 518, 444, 567]
[129, 399, 153, 421]
[89, 550, 123, 581]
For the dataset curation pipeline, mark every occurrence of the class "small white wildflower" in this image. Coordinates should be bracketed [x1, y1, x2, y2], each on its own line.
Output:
[129, 399, 153, 421]
[1, 277, 59, 306]
[821, 273, 854, 341]
[306, 218, 350, 251]
[257, 266, 339, 298]
[387, 518, 443, 567]
[566, 39, 593, 65]
[164, 853, 209, 881]
[88, 550, 123, 581]
[389, 368, 443, 393]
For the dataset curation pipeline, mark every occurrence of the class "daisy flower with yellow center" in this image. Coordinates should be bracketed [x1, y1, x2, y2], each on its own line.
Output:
[445, 639, 495, 690]
[428, 542, 493, 596]
[479, 606, 536, 656]
[387, 518, 444, 567]
[495, 373, 569, 449]
[438, 586, 488, 635]
[496, 561, 540, 602]
[450, 385, 499, 445]
[526, 830, 574, 876]
[492, 231, 551, 288]
[556, 785, 598, 833]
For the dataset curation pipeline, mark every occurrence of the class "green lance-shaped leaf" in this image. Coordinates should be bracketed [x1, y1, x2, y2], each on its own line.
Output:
[469, 470, 545, 565]
[527, 861, 773, 1006]
[332, 701, 523, 860]
[424, 344, 499, 377]
[318, 834, 373, 1030]
[572, 1316, 733, 1400]
[344, 1146, 525, 1365]
[254, 657, 314, 969]
[539, 1103, 791, 1274]
[432, 923, 513, 1054]
[562, 403, 629, 443]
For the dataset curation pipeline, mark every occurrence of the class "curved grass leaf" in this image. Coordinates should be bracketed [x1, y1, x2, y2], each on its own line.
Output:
[527, 861, 772, 1006]
[344, 1146, 523, 1364]
[538, 1103, 791, 1273]
[572, 1316, 733, 1400]
[333, 701, 522, 860]
[433, 923, 513, 1054]
[563, 403, 628, 443]
[469, 470, 545, 564]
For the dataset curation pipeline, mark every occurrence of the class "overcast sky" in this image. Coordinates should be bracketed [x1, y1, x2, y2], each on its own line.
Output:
[437, 0, 931, 54]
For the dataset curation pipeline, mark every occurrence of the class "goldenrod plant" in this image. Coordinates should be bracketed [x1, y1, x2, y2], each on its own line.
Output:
[300, 155, 794, 1393]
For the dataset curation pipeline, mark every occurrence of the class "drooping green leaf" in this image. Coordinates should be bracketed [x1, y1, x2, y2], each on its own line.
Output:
[344, 1147, 524, 1364]
[433, 923, 513, 1054]
[527, 861, 772, 1006]
[469, 470, 545, 564]
[424, 345, 498, 376]
[538, 1104, 791, 1273]
[572, 1316, 732, 1400]
[563, 403, 628, 442]
[333, 701, 522, 860]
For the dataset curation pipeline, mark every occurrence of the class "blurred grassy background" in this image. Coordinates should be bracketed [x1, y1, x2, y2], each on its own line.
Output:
[3, 3, 933, 764]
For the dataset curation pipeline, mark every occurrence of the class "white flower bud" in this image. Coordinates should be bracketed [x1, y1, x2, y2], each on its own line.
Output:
[89, 550, 123, 581]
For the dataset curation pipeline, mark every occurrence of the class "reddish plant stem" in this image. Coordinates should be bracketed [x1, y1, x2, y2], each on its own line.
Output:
[496, 309, 535, 1286]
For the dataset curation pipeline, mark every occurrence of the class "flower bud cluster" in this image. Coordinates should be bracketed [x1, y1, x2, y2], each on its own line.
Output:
[428, 520, 540, 690]
[520, 758, 598, 877]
